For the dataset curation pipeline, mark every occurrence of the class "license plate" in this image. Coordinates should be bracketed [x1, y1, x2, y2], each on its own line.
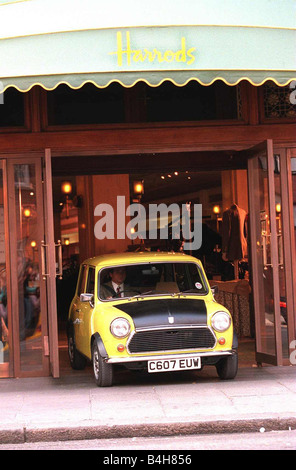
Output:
[148, 356, 201, 373]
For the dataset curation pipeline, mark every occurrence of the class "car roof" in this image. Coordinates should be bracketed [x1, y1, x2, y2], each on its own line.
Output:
[82, 251, 202, 268]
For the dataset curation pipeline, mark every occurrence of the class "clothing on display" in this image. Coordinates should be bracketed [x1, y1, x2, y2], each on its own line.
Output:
[222, 203, 248, 262]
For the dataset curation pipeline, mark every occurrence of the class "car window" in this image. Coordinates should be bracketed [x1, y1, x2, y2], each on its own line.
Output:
[77, 264, 88, 296]
[98, 262, 208, 301]
[86, 267, 95, 295]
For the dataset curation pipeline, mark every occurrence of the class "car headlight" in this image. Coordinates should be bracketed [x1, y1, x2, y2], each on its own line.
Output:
[211, 311, 231, 332]
[110, 318, 131, 338]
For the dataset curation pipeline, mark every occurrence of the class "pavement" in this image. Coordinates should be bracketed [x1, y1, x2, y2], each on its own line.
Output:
[0, 345, 296, 445]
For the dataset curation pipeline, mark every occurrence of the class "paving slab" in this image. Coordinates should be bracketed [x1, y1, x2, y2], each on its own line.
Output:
[0, 365, 295, 444]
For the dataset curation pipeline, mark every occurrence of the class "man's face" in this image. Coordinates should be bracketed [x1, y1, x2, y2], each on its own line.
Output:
[110, 267, 126, 285]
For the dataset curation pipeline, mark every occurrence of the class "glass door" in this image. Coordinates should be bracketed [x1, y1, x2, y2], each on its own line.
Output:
[247, 140, 288, 366]
[286, 153, 296, 363]
[0, 160, 12, 377]
[6, 151, 60, 378]
[273, 149, 295, 363]
[43, 149, 60, 378]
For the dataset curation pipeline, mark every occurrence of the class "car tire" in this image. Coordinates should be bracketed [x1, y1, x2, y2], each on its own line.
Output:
[216, 350, 238, 380]
[92, 341, 113, 387]
[68, 328, 87, 370]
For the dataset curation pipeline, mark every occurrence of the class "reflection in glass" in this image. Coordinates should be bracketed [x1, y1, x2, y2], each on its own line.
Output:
[0, 163, 9, 376]
[273, 157, 289, 359]
[14, 164, 42, 372]
[252, 156, 276, 356]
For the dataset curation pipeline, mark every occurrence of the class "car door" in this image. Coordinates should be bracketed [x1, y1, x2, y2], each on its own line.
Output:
[79, 266, 96, 358]
[72, 264, 88, 352]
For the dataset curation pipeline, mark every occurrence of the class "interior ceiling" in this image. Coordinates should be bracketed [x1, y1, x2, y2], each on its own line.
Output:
[52, 150, 246, 176]
[52, 149, 246, 202]
[131, 171, 221, 202]
[52, 171, 221, 205]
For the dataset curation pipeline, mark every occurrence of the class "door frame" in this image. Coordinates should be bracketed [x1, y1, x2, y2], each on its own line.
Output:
[286, 149, 296, 342]
[7, 156, 50, 377]
[0, 159, 13, 377]
[247, 140, 295, 366]
[4, 150, 59, 378]
[279, 148, 296, 355]
[44, 149, 60, 378]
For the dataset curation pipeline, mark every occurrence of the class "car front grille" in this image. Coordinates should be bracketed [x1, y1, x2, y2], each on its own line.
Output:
[127, 327, 216, 354]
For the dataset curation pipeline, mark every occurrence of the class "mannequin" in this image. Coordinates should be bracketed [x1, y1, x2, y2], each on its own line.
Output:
[222, 203, 247, 279]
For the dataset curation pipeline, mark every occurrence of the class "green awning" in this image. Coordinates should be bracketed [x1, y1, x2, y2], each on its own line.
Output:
[0, 0, 295, 92]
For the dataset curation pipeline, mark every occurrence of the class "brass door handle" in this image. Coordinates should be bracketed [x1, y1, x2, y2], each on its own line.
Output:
[56, 240, 63, 279]
[41, 241, 49, 280]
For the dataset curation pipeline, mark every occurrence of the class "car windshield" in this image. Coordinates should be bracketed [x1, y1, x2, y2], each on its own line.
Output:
[98, 261, 208, 301]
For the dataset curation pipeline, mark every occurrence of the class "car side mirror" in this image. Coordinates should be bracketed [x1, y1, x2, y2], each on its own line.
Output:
[80, 293, 94, 307]
[211, 285, 218, 297]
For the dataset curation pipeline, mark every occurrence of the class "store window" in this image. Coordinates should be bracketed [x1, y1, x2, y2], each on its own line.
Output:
[260, 81, 296, 121]
[47, 83, 125, 126]
[46, 80, 242, 127]
[0, 88, 25, 128]
[143, 80, 241, 122]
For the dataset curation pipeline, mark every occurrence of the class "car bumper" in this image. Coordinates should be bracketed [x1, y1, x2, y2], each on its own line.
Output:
[105, 350, 233, 364]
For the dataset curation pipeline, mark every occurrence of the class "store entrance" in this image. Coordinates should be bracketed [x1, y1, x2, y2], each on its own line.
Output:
[52, 151, 255, 373]
[2, 141, 293, 379]
[1, 143, 294, 379]
[52, 141, 296, 374]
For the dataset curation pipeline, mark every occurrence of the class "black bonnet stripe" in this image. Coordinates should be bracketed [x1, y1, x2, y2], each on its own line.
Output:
[114, 298, 207, 329]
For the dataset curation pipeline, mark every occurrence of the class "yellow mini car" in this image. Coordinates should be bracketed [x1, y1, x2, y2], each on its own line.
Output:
[67, 252, 238, 386]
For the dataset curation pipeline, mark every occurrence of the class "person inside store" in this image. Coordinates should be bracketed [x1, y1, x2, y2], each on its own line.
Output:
[23, 262, 40, 335]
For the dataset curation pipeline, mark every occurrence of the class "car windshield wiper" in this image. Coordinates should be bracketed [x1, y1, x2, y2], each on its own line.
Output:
[128, 288, 199, 300]
[128, 290, 154, 300]
[170, 289, 198, 297]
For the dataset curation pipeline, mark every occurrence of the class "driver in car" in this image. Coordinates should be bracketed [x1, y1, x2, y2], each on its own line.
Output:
[100, 267, 127, 300]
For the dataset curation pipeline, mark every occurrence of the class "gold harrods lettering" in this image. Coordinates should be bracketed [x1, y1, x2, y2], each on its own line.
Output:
[109, 31, 196, 67]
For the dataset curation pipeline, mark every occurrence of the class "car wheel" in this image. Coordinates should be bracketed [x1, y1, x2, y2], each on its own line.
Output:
[216, 350, 238, 380]
[92, 341, 113, 387]
[68, 328, 87, 370]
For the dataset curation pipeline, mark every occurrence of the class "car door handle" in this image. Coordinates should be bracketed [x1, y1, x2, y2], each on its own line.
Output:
[75, 309, 81, 313]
